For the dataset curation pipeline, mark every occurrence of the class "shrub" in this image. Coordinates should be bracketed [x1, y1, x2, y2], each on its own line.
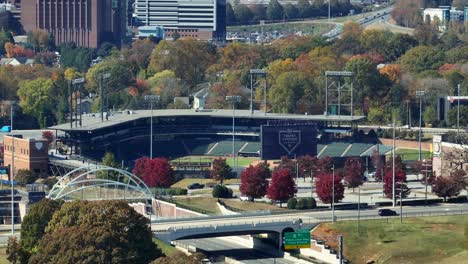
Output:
[42, 177, 58, 190]
[287, 198, 297, 209]
[212, 185, 233, 198]
[304, 197, 317, 209]
[151, 188, 187, 197]
[295, 198, 306, 210]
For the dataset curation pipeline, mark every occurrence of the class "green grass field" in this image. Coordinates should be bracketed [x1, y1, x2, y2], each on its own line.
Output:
[0, 248, 7, 264]
[312, 215, 468, 264]
[228, 22, 334, 36]
[153, 238, 177, 256]
[173, 197, 221, 215]
[387, 148, 431, 161]
[172, 156, 259, 168]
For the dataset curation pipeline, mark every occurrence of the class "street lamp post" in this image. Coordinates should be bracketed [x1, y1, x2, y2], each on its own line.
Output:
[226, 96, 241, 172]
[423, 159, 429, 205]
[416, 91, 425, 162]
[10, 103, 14, 235]
[399, 182, 405, 224]
[332, 163, 335, 223]
[144, 95, 160, 159]
[328, 0, 331, 22]
[392, 122, 396, 207]
[457, 84, 460, 142]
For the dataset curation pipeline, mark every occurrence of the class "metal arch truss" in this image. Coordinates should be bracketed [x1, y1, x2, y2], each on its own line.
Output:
[47, 165, 153, 201]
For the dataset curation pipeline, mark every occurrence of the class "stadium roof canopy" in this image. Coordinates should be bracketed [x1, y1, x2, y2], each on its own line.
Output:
[50, 109, 366, 132]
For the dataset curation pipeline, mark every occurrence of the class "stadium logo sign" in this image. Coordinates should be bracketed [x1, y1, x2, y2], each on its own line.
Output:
[279, 130, 301, 154]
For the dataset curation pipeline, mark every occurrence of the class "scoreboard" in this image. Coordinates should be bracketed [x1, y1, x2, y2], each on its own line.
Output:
[261, 122, 318, 160]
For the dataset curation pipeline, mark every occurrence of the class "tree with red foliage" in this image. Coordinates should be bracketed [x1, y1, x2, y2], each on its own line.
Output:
[432, 176, 462, 202]
[210, 157, 232, 184]
[315, 173, 345, 204]
[132, 157, 174, 188]
[267, 168, 296, 207]
[298, 155, 318, 181]
[451, 169, 467, 192]
[239, 163, 269, 202]
[41, 131, 54, 146]
[317, 156, 333, 174]
[278, 156, 295, 172]
[383, 156, 410, 199]
[343, 157, 364, 191]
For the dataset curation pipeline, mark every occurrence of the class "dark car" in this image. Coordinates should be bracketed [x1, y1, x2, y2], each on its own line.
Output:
[378, 209, 397, 216]
[187, 183, 205, 190]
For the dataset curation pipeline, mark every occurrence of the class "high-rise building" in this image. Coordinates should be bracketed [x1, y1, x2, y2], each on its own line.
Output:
[20, 0, 127, 48]
[134, 0, 226, 42]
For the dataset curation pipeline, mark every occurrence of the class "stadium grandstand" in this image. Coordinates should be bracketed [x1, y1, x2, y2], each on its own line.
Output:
[50, 109, 390, 168]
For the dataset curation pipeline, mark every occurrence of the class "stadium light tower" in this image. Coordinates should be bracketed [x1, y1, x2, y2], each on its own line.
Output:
[71, 77, 85, 128]
[249, 69, 267, 115]
[144, 95, 160, 159]
[416, 91, 425, 161]
[226, 96, 241, 172]
[332, 163, 335, 223]
[99, 73, 111, 122]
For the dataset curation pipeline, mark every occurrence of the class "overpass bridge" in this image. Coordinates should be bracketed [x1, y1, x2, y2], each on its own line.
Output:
[152, 213, 320, 249]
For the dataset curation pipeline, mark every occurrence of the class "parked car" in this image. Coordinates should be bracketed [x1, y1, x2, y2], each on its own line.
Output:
[187, 183, 205, 190]
[239, 195, 250, 201]
[0, 126, 11, 132]
[378, 209, 397, 216]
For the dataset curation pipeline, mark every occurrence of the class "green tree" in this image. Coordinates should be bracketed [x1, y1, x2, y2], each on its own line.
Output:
[234, 4, 253, 25]
[6, 236, 29, 264]
[30, 200, 161, 264]
[20, 199, 63, 253]
[266, 0, 284, 20]
[284, 4, 298, 19]
[269, 71, 310, 113]
[59, 43, 95, 72]
[85, 57, 134, 93]
[0, 30, 13, 55]
[226, 3, 237, 25]
[423, 105, 437, 126]
[148, 70, 185, 107]
[345, 57, 390, 111]
[368, 106, 385, 124]
[17, 78, 54, 126]
[399, 46, 445, 73]
[448, 105, 468, 127]
[15, 169, 38, 185]
[297, 0, 315, 18]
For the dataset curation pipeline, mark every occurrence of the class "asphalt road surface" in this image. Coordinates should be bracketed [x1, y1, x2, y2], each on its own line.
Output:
[179, 237, 298, 264]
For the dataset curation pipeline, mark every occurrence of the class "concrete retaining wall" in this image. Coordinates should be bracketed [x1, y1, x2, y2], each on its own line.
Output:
[300, 240, 340, 264]
[152, 198, 205, 218]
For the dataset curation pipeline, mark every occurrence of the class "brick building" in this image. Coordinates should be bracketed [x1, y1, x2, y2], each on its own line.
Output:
[20, 0, 127, 48]
[3, 135, 49, 178]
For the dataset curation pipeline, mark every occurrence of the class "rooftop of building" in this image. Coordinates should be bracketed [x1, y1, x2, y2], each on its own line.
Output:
[49, 109, 366, 132]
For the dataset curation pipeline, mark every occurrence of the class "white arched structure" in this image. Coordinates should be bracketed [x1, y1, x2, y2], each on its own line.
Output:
[47, 165, 153, 201]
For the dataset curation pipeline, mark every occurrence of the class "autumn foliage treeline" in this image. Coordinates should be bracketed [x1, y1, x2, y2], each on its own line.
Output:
[1, 18, 467, 129]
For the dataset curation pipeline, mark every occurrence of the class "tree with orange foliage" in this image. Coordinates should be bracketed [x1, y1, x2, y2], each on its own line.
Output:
[4, 42, 14, 58]
[379, 64, 402, 83]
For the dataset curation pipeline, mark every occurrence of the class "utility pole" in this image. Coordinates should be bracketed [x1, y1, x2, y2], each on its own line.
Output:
[457, 84, 460, 142]
[338, 235, 343, 264]
[332, 163, 335, 223]
[328, 0, 331, 23]
[392, 122, 396, 207]
[400, 182, 404, 224]
[416, 91, 425, 162]
[357, 186, 360, 233]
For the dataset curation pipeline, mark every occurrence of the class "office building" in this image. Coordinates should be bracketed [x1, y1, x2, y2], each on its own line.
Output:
[20, 0, 127, 48]
[134, 0, 226, 41]
[3, 135, 49, 178]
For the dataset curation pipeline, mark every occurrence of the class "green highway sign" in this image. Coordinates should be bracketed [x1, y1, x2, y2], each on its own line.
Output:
[284, 231, 311, 250]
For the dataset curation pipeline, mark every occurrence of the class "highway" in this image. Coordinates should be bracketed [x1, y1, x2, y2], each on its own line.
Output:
[179, 237, 298, 264]
[152, 203, 468, 232]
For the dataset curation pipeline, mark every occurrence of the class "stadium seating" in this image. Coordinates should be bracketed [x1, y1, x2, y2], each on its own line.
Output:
[343, 143, 374, 157]
[360, 144, 393, 156]
[184, 140, 216, 155]
[318, 142, 350, 158]
[239, 142, 261, 154]
[208, 141, 247, 156]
